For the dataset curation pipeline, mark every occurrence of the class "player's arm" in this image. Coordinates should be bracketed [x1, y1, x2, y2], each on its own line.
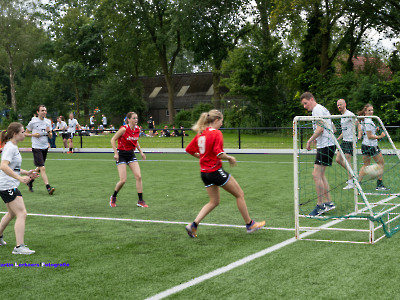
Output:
[218, 152, 236, 167]
[136, 142, 146, 160]
[0, 160, 30, 184]
[366, 130, 385, 140]
[306, 125, 323, 150]
[111, 127, 125, 161]
[25, 128, 40, 138]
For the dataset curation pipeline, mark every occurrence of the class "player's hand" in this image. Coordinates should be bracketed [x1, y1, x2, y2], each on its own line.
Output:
[227, 155, 237, 167]
[33, 133, 41, 138]
[113, 153, 119, 161]
[141, 152, 146, 160]
[19, 176, 30, 184]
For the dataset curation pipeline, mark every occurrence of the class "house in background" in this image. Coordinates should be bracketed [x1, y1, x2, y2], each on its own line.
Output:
[139, 72, 237, 125]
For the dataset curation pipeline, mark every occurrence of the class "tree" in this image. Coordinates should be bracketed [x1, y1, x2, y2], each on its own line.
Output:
[0, 0, 46, 111]
[180, 0, 250, 109]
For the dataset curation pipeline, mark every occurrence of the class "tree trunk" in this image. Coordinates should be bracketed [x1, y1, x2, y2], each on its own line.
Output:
[212, 71, 221, 109]
[320, 32, 330, 74]
[164, 73, 175, 124]
[7, 51, 17, 111]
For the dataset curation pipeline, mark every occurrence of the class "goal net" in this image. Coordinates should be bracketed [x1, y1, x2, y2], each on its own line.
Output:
[293, 115, 400, 244]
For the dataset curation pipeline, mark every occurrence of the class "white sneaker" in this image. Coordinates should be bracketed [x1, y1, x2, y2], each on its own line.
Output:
[12, 244, 35, 255]
[0, 235, 6, 246]
[343, 180, 354, 190]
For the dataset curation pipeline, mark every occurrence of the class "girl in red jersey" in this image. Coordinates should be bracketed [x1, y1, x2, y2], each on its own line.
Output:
[185, 109, 265, 237]
[110, 112, 148, 208]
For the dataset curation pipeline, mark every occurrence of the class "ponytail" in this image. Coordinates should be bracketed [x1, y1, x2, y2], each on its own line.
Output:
[0, 122, 24, 145]
[192, 109, 223, 134]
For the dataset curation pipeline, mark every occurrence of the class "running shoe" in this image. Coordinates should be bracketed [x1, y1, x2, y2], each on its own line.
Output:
[343, 180, 354, 190]
[137, 200, 148, 208]
[246, 220, 266, 233]
[0, 235, 6, 246]
[12, 244, 35, 255]
[47, 186, 55, 195]
[110, 196, 117, 207]
[308, 204, 326, 216]
[186, 223, 197, 238]
[376, 185, 390, 191]
[27, 180, 34, 192]
[324, 201, 336, 212]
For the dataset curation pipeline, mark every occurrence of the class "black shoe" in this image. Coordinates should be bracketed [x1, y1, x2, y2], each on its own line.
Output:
[27, 180, 34, 192]
[47, 186, 55, 195]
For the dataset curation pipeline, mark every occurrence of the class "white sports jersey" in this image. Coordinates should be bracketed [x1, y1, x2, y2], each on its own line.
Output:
[312, 104, 334, 148]
[67, 118, 79, 133]
[0, 141, 21, 190]
[341, 110, 355, 142]
[26, 117, 51, 149]
[362, 118, 378, 147]
[56, 121, 67, 132]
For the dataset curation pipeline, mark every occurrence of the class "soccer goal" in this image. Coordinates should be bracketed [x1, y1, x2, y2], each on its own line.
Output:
[293, 115, 400, 244]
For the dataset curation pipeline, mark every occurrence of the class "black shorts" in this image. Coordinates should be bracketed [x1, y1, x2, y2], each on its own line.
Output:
[201, 168, 231, 187]
[116, 150, 137, 165]
[340, 141, 353, 156]
[0, 188, 22, 203]
[362, 145, 380, 157]
[315, 145, 336, 166]
[62, 133, 71, 140]
[32, 148, 48, 167]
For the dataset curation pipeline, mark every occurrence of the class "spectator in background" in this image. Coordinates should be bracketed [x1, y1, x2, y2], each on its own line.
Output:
[48, 119, 57, 148]
[102, 114, 107, 129]
[160, 125, 171, 137]
[66, 113, 81, 153]
[89, 115, 95, 131]
[147, 116, 155, 137]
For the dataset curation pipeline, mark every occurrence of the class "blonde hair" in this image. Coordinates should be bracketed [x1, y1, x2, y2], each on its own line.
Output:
[0, 122, 24, 145]
[358, 103, 373, 116]
[192, 109, 223, 134]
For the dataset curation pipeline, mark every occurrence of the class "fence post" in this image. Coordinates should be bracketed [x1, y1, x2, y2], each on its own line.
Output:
[80, 132, 83, 148]
[238, 129, 241, 149]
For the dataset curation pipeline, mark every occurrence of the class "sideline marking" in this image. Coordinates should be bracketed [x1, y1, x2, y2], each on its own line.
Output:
[145, 219, 344, 300]
[0, 212, 294, 232]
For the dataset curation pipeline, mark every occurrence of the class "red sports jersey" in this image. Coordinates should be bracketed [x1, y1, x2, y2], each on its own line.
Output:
[117, 125, 140, 151]
[186, 127, 224, 172]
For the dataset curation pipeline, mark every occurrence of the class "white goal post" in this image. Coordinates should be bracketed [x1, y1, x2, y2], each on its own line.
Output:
[293, 115, 400, 244]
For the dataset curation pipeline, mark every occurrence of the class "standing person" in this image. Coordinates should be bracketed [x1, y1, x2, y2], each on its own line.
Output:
[48, 119, 57, 148]
[357, 104, 388, 190]
[102, 114, 107, 129]
[110, 112, 148, 208]
[56, 116, 68, 151]
[300, 92, 336, 216]
[147, 116, 155, 137]
[25, 105, 55, 195]
[89, 115, 95, 131]
[0, 122, 39, 254]
[185, 109, 265, 238]
[335, 99, 356, 189]
[66, 113, 81, 154]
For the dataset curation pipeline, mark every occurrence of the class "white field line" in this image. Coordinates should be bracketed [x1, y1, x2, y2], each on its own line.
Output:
[145, 219, 344, 300]
[0, 211, 293, 232]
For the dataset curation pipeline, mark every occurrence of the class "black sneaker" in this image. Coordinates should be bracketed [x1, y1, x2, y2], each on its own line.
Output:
[47, 186, 55, 195]
[376, 185, 390, 191]
[27, 180, 34, 192]
[308, 204, 326, 216]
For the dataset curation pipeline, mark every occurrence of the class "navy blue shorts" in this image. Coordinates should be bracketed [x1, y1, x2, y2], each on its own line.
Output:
[340, 141, 353, 156]
[362, 145, 380, 157]
[201, 168, 231, 187]
[32, 148, 48, 167]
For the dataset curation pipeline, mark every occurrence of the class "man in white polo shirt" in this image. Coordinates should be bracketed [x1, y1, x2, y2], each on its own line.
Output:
[25, 105, 55, 195]
[300, 92, 336, 216]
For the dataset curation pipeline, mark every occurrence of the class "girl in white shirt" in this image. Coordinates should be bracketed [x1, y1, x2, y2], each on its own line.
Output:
[357, 104, 388, 190]
[0, 122, 39, 254]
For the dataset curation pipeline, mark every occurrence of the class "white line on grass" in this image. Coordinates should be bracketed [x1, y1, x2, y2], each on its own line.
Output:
[0, 212, 294, 232]
[145, 219, 344, 300]
[47, 158, 292, 164]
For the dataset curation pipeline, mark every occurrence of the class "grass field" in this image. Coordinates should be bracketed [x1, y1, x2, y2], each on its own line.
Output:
[1, 152, 399, 299]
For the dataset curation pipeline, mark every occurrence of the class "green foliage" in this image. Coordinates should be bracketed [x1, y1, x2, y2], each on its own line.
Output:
[190, 103, 214, 122]
[91, 75, 146, 125]
[173, 110, 192, 128]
